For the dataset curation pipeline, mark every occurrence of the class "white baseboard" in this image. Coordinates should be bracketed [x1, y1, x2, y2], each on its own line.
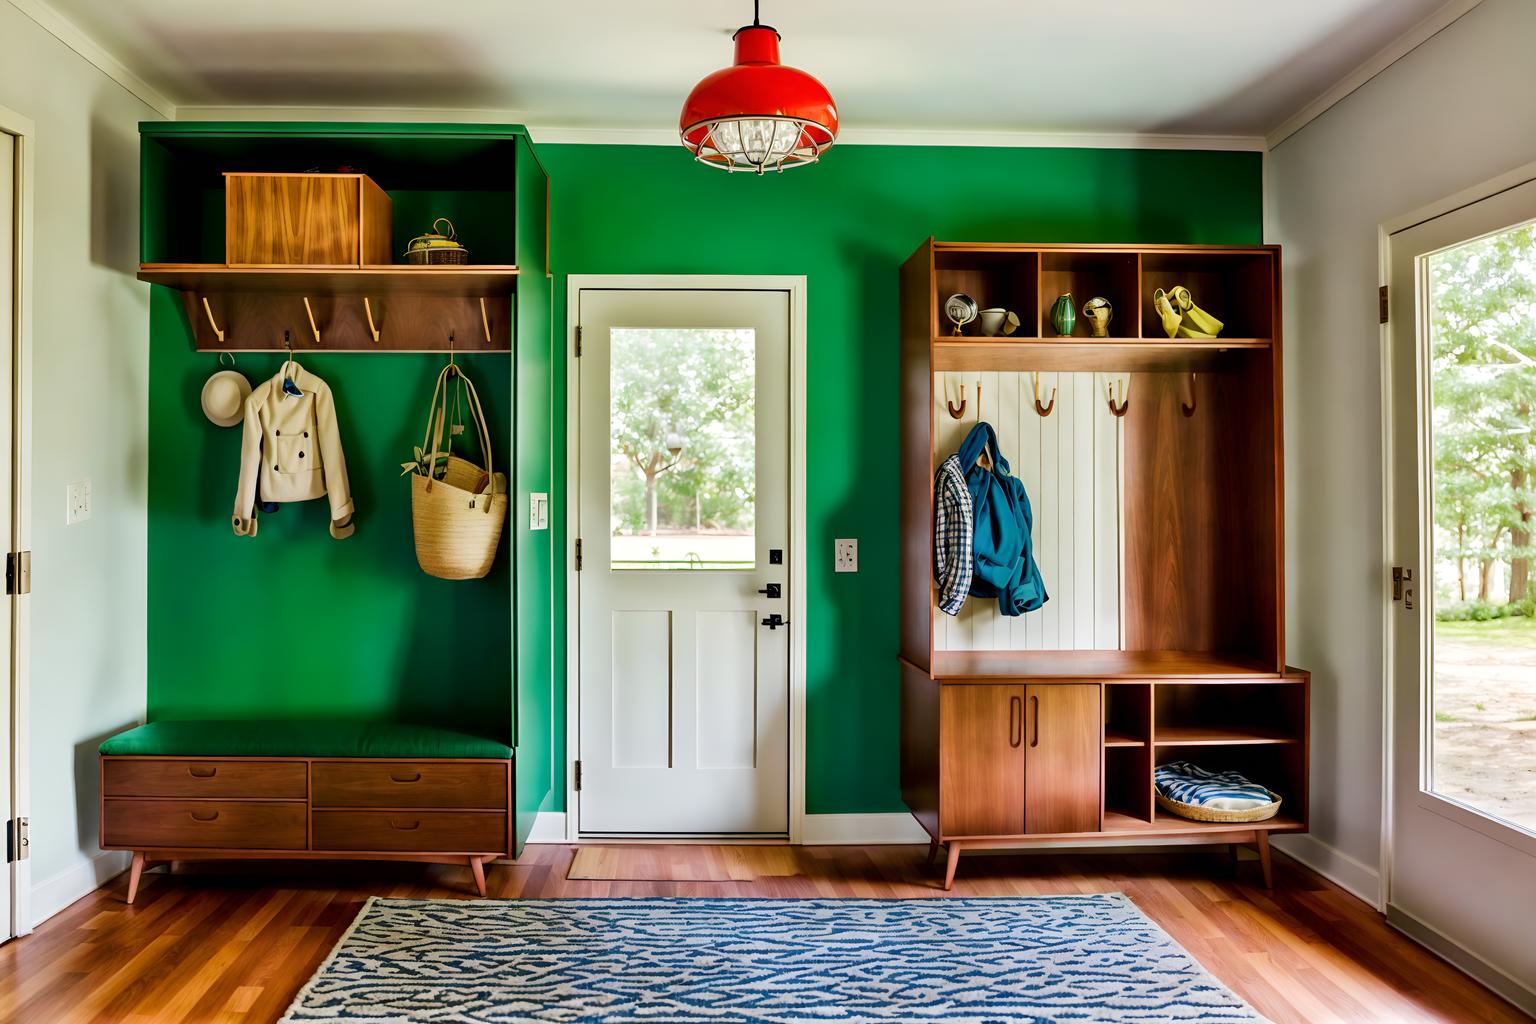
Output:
[526, 811, 569, 844]
[1272, 832, 1382, 906]
[31, 850, 130, 928]
[801, 813, 930, 845]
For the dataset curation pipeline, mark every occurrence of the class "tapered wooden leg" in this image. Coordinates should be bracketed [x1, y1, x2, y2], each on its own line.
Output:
[942, 842, 962, 891]
[468, 856, 487, 897]
[926, 840, 940, 868]
[1254, 830, 1273, 890]
[125, 852, 145, 905]
[1229, 843, 1241, 873]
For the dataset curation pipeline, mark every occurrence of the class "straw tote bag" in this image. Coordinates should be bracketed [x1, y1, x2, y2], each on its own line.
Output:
[409, 363, 508, 579]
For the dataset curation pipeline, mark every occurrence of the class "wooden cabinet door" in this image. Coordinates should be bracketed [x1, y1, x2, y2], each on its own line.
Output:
[940, 684, 1025, 837]
[1024, 684, 1103, 834]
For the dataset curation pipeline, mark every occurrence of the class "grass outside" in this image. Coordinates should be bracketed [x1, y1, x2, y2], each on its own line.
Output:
[1431, 615, 1536, 833]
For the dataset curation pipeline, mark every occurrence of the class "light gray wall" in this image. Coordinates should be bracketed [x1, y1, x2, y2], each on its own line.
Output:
[0, 1, 159, 923]
[1267, 0, 1536, 903]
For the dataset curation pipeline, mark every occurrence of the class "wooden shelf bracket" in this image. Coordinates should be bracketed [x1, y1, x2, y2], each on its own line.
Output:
[363, 297, 380, 343]
[201, 296, 225, 344]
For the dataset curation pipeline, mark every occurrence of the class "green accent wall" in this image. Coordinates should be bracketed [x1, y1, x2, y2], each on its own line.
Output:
[541, 144, 1263, 814]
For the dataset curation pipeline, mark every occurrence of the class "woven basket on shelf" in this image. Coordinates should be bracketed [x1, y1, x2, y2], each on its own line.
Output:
[409, 364, 506, 580]
[1156, 791, 1282, 824]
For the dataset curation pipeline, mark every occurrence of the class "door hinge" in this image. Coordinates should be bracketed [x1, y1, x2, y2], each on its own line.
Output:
[575, 538, 583, 571]
[573, 760, 582, 792]
[1392, 566, 1414, 609]
[6, 818, 29, 862]
[575, 325, 583, 357]
[1379, 285, 1389, 325]
[5, 551, 30, 595]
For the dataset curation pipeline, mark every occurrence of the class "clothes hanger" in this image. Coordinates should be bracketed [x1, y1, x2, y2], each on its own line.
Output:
[280, 330, 303, 397]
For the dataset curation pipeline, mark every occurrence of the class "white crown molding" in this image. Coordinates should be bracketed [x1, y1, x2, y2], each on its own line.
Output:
[6, 0, 175, 118]
[1266, 0, 1484, 150]
[178, 109, 1268, 152]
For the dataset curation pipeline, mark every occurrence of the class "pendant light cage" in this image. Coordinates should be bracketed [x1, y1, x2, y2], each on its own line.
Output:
[683, 115, 832, 174]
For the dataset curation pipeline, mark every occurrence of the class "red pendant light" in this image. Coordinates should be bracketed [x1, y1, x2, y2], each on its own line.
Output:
[679, 1, 838, 174]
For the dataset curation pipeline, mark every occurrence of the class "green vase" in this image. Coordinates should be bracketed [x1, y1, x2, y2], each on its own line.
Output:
[1050, 293, 1076, 336]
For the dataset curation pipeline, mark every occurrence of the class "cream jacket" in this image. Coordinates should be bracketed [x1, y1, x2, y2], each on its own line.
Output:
[232, 363, 355, 539]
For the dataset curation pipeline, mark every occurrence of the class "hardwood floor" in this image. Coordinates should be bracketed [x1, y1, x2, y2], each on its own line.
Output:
[0, 844, 1526, 1023]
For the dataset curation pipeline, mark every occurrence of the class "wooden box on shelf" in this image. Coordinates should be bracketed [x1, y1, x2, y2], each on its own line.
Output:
[898, 239, 1306, 891]
[225, 172, 393, 267]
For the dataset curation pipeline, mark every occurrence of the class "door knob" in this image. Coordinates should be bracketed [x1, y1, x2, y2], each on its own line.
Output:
[758, 583, 781, 598]
[761, 613, 787, 630]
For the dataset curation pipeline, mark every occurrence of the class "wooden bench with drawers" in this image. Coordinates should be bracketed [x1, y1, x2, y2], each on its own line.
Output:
[98, 721, 514, 902]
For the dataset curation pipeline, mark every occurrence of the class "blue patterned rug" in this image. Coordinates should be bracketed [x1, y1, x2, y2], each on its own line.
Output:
[281, 895, 1262, 1023]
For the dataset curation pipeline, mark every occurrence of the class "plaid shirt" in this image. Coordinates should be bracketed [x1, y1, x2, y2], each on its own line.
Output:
[933, 454, 974, 616]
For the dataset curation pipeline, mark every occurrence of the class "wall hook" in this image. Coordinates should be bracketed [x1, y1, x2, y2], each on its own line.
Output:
[201, 296, 225, 344]
[974, 379, 982, 420]
[1032, 372, 1056, 417]
[479, 297, 492, 345]
[1182, 372, 1197, 417]
[363, 297, 380, 343]
[302, 296, 321, 344]
[946, 383, 967, 419]
[1106, 376, 1131, 418]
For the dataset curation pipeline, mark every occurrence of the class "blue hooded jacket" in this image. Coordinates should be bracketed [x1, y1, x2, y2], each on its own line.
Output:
[958, 422, 1048, 617]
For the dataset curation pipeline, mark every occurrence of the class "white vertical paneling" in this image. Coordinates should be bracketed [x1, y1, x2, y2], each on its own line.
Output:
[611, 610, 672, 766]
[695, 610, 758, 769]
[930, 371, 1122, 652]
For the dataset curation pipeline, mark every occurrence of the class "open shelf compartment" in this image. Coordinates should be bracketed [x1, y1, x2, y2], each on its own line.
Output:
[1040, 251, 1139, 338]
[933, 249, 1040, 338]
[1140, 250, 1276, 341]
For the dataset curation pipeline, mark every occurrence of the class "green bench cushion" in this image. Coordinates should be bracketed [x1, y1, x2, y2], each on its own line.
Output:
[98, 720, 513, 760]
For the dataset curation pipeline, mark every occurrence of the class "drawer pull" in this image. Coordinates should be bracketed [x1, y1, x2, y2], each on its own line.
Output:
[390, 819, 421, 831]
[188, 766, 218, 779]
[390, 772, 423, 784]
[189, 810, 220, 822]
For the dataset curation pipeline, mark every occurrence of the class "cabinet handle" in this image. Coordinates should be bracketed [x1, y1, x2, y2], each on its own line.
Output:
[1031, 695, 1040, 748]
[390, 819, 421, 831]
[188, 766, 217, 778]
[1009, 696, 1021, 748]
[390, 772, 423, 783]
[189, 810, 220, 822]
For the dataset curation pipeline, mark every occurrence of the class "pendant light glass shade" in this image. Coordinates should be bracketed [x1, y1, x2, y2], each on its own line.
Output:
[680, 20, 838, 174]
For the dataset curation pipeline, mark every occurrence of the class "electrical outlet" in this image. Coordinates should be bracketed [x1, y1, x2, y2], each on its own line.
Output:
[529, 492, 549, 531]
[835, 538, 858, 573]
[66, 480, 91, 525]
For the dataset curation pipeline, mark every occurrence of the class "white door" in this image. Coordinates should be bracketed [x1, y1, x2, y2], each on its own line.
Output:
[0, 128, 15, 938]
[1387, 174, 1536, 989]
[576, 287, 790, 835]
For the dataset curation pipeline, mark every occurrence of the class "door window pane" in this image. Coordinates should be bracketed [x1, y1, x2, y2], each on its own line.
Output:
[610, 328, 755, 570]
[1426, 220, 1536, 833]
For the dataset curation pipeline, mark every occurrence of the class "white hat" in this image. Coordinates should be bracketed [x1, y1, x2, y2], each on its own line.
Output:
[201, 369, 251, 428]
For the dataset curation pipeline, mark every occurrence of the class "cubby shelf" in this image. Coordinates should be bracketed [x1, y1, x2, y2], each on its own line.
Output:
[1103, 730, 1146, 748]
[1154, 726, 1299, 746]
[138, 263, 520, 297]
[932, 338, 1269, 373]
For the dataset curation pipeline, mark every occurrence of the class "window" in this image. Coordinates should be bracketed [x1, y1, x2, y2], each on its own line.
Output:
[609, 328, 756, 570]
[1426, 219, 1536, 833]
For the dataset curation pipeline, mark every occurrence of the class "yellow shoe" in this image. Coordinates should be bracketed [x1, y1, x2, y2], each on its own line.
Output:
[1176, 324, 1219, 340]
[1153, 289, 1182, 338]
[1168, 285, 1224, 336]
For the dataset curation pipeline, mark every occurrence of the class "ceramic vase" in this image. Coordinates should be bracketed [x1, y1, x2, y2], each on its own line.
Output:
[1049, 293, 1076, 336]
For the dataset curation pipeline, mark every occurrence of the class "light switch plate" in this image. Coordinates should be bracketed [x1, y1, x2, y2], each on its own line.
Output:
[835, 538, 858, 573]
[67, 480, 91, 525]
[530, 492, 549, 531]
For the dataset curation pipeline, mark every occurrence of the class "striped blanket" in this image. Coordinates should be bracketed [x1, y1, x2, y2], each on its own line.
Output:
[1154, 761, 1275, 811]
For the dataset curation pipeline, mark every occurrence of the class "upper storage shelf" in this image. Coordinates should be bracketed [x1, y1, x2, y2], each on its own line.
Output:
[922, 242, 1278, 371]
[138, 123, 547, 352]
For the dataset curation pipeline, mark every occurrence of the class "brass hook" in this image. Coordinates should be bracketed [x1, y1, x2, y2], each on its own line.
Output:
[363, 297, 380, 343]
[975, 379, 982, 419]
[480, 297, 492, 345]
[1032, 372, 1056, 417]
[1181, 372, 1197, 417]
[302, 296, 321, 344]
[946, 383, 967, 419]
[1106, 376, 1131, 418]
[201, 296, 225, 344]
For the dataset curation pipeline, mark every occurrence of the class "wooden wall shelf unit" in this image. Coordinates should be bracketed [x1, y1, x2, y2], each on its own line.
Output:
[900, 239, 1309, 890]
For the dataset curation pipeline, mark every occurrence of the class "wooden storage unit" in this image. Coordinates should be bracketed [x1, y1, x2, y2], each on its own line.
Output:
[900, 240, 1309, 889]
[224, 172, 393, 267]
[100, 755, 514, 902]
